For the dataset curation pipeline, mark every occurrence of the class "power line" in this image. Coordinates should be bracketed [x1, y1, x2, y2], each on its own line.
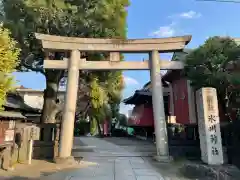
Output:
[196, 0, 240, 3]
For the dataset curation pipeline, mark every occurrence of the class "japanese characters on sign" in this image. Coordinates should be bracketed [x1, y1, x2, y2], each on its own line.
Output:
[207, 93, 220, 158]
[208, 114, 219, 156]
[207, 95, 214, 112]
[196, 87, 223, 165]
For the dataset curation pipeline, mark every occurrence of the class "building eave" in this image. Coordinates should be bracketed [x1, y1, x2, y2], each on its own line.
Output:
[0, 111, 26, 119]
[4, 93, 42, 114]
[16, 88, 65, 94]
[123, 88, 170, 105]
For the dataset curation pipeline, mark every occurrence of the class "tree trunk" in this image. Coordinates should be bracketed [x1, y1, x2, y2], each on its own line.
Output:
[90, 118, 98, 135]
[96, 118, 103, 137]
[41, 70, 63, 124]
[40, 70, 63, 142]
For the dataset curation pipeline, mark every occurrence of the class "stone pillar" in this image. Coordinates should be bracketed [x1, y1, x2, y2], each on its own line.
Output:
[149, 50, 170, 161]
[57, 50, 80, 162]
[196, 87, 223, 165]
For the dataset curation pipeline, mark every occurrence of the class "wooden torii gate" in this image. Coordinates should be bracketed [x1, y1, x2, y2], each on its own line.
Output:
[35, 33, 191, 163]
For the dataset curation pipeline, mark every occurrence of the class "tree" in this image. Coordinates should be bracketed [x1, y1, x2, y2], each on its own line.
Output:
[82, 73, 124, 136]
[117, 113, 128, 127]
[184, 36, 240, 120]
[72, 0, 128, 135]
[89, 77, 109, 135]
[2, 0, 129, 124]
[0, 25, 20, 109]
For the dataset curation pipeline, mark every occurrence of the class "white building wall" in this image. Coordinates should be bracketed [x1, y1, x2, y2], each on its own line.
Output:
[24, 94, 44, 109]
[17, 89, 65, 110]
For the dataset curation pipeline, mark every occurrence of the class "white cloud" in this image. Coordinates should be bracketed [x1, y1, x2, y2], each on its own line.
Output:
[150, 10, 201, 38]
[149, 23, 176, 38]
[124, 76, 139, 86]
[150, 26, 175, 37]
[180, 11, 201, 19]
[169, 11, 201, 19]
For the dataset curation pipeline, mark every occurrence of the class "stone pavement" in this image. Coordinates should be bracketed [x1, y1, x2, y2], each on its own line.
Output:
[0, 137, 190, 180]
[46, 137, 166, 180]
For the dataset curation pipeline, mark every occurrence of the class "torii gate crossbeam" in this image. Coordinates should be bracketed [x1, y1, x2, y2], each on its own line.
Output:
[35, 33, 191, 163]
[43, 59, 184, 70]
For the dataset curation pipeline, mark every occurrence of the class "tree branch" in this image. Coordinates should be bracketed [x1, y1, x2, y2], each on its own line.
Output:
[22, 53, 44, 74]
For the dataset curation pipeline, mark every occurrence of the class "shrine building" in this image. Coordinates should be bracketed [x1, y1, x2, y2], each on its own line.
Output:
[123, 49, 228, 134]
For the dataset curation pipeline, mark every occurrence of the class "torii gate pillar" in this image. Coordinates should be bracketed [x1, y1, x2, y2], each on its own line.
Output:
[150, 50, 170, 161]
[57, 50, 80, 161]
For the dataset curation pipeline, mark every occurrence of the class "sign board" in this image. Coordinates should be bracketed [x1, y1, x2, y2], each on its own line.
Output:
[25, 126, 40, 140]
[196, 87, 223, 165]
[8, 120, 15, 129]
[30, 126, 40, 140]
[4, 129, 14, 141]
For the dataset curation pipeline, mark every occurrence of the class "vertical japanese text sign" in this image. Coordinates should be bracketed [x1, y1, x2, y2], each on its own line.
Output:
[196, 87, 223, 165]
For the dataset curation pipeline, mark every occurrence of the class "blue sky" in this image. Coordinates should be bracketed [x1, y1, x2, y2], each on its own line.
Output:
[13, 0, 240, 114]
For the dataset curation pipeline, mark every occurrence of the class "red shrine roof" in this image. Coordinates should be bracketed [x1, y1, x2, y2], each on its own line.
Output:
[123, 78, 169, 105]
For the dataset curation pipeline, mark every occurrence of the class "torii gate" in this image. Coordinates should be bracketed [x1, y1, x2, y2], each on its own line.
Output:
[35, 33, 191, 163]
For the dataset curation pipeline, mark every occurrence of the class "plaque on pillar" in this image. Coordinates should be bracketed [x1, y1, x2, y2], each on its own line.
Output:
[110, 52, 120, 62]
[196, 87, 223, 165]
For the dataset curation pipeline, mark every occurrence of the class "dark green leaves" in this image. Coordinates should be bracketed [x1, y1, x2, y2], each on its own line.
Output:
[184, 36, 240, 119]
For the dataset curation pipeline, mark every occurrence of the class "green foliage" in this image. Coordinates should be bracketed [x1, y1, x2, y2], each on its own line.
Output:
[0, 25, 20, 110]
[184, 36, 240, 119]
[2, 0, 128, 72]
[0, 26, 20, 72]
[89, 77, 111, 122]
[88, 71, 125, 127]
[185, 37, 240, 90]
[90, 117, 98, 135]
[90, 78, 108, 109]
[105, 71, 125, 103]
[2, 0, 129, 123]
[73, 0, 128, 123]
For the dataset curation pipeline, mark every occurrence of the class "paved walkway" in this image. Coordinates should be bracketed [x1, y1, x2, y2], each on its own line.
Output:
[46, 137, 165, 180]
